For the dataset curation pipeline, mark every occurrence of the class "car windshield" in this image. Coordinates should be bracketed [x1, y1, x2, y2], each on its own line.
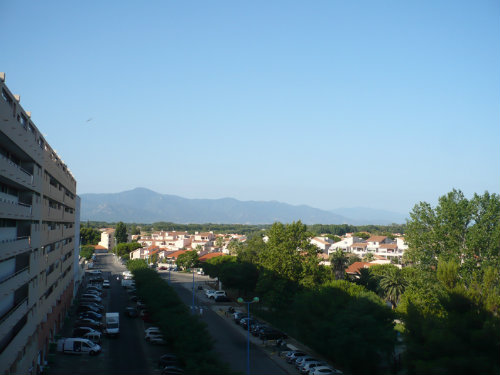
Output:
[108, 323, 119, 329]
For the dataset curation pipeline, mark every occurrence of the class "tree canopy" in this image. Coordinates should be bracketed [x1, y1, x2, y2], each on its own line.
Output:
[115, 221, 128, 244]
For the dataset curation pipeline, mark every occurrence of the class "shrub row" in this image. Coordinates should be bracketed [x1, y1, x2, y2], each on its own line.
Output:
[129, 265, 233, 374]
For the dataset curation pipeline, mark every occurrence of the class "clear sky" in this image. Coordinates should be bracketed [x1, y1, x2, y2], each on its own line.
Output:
[1, 1, 498, 215]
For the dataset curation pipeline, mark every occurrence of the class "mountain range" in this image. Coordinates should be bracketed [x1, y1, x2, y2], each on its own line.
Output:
[79, 187, 407, 225]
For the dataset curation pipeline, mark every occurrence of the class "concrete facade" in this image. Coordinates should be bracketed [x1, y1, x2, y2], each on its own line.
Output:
[0, 73, 79, 374]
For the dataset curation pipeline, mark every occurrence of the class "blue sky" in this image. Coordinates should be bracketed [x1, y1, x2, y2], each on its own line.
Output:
[1, 1, 498, 215]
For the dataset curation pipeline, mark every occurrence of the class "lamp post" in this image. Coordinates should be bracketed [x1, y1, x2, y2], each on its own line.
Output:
[237, 297, 259, 375]
[192, 268, 195, 313]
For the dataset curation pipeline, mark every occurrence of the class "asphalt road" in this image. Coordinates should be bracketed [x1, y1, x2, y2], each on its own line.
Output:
[158, 270, 291, 375]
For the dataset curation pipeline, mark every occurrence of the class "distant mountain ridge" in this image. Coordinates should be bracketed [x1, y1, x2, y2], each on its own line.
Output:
[79, 187, 406, 225]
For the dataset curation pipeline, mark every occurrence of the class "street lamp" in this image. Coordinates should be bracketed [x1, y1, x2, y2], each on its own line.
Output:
[237, 296, 259, 375]
[192, 267, 196, 313]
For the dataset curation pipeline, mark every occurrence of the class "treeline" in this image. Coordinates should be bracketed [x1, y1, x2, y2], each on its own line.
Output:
[81, 221, 406, 238]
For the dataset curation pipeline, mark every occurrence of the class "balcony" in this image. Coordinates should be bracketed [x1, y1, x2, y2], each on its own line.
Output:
[0, 199, 31, 220]
[0, 297, 28, 336]
[44, 184, 64, 203]
[0, 154, 34, 189]
[45, 207, 63, 221]
[0, 267, 30, 296]
[0, 237, 30, 261]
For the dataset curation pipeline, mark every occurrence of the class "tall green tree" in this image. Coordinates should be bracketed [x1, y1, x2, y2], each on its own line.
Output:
[330, 249, 348, 280]
[80, 227, 101, 245]
[115, 221, 128, 244]
[176, 251, 199, 270]
[379, 266, 407, 309]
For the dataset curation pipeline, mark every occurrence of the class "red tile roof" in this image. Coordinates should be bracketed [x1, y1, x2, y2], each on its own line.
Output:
[166, 250, 188, 259]
[379, 243, 397, 249]
[199, 252, 225, 261]
[346, 261, 376, 274]
[93, 245, 107, 250]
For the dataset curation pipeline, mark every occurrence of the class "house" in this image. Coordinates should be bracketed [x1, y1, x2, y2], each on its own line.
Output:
[98, 228, 115, 251]
[199, 252, 225, 262]
[310, 237, 333, 252]
[328, 236, 365, 255]
[345, 261, 377, 278]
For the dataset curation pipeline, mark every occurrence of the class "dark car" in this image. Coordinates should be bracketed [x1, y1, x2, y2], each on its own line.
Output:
[74, 320, 103, 332]
[158, 353, 181, 368]
[125, 307, 139, 318]
[214, 295, 231, 303]
[80, 302, 105, 312]
[79, 311, 103, 321]
[240, 318, 259, 330]
[76, 305, 101, 314]
[259, 328, 288, 341]
[72, 326, 99, 338]
[161, 366, 184, 375]
[251, 323, 268, 336]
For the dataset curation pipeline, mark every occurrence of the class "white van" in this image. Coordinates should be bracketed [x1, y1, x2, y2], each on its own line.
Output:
[57, 338, 101, 355]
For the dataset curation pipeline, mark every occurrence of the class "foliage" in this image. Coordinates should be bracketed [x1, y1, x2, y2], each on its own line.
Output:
[202, 255, 235, 279]
[330, 248, 349, 280]
[80, 227, 101, 245]
[363, 252, 375, 261]
[113, 242, 142, 257]
[126, 258, 148, 272]
[176, 251, 199, 270]
[236, 234, 265, 263]
[354, 231, 370, 240]
[379, 266, 407, 309]
[288, 280, 395, 374]
[404, 190, 500, 276]
[218, 262, 259, 296]
[115, 221, 128, 244]
[129, 267, 232, 374]
[80, 245, 94, 260]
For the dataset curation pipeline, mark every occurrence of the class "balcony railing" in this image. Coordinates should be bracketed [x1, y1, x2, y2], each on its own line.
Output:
[0, 297, 28, 327]
[0, 266, 29, 285]
[0, 153, 33, 182]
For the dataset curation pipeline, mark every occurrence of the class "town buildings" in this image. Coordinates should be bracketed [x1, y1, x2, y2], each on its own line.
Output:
[0, 74, 80, 374]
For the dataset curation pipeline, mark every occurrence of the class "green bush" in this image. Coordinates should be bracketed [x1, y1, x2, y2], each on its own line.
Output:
[129, 267, 233, 374]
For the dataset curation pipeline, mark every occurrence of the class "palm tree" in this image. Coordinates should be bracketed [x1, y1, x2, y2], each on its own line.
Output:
[330, 249, 348, 280]
[379, 267, 407, 309]
[363, 252, 375, 262]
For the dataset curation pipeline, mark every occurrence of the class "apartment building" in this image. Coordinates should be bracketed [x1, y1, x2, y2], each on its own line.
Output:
[98, 228, 115, 251]
[0, 74, 80, 374]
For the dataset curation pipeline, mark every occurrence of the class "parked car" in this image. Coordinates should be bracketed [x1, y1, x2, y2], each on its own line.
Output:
[161, 366, 185, 375]
[259, 328, 287, 341]
[239, 318, 259, 330]
[79, 311, 103, 321]
[158, 353, 181, 368]
[301, 361, 329, 374]
[72, 327, 101, 338]
[251, 323, 268, 336]
[75, 319, 104, 331]
[209, 291, 226, 299]
[145, 331, 164, 341]
[125, 307, 138, 318]
[233, 311, 246, 323]
[214, 295, 231, 303]
[85, 286, 102, 293]
[295, 356, 317, 368]
[309, 366, 343, 375]
[76, 305, 101, 314]
[83, 290, 102, 297]
[145, 327, 161, 335]
[102, 280, 110, 288]
[285, 351, 308, 364]
[80, 302, 104, 312]
[81, 294, 102, 302]
[205, 290, 216, 298]
[150, 336, 167, 345]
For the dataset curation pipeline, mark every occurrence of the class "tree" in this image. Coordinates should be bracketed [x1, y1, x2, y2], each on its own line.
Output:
[330, 249, 348, 280]
[80, 245, 95, 260]
[176, 251, 199, 270]
[354, 232, 370, 240]
[363, 252, 375, 262]
[215, 237, 224, 249]
[130, 225, 141, 235]
[379, 266, 407, 309]
[80, 227, 101, 245]
[115, 221, 128, 244]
